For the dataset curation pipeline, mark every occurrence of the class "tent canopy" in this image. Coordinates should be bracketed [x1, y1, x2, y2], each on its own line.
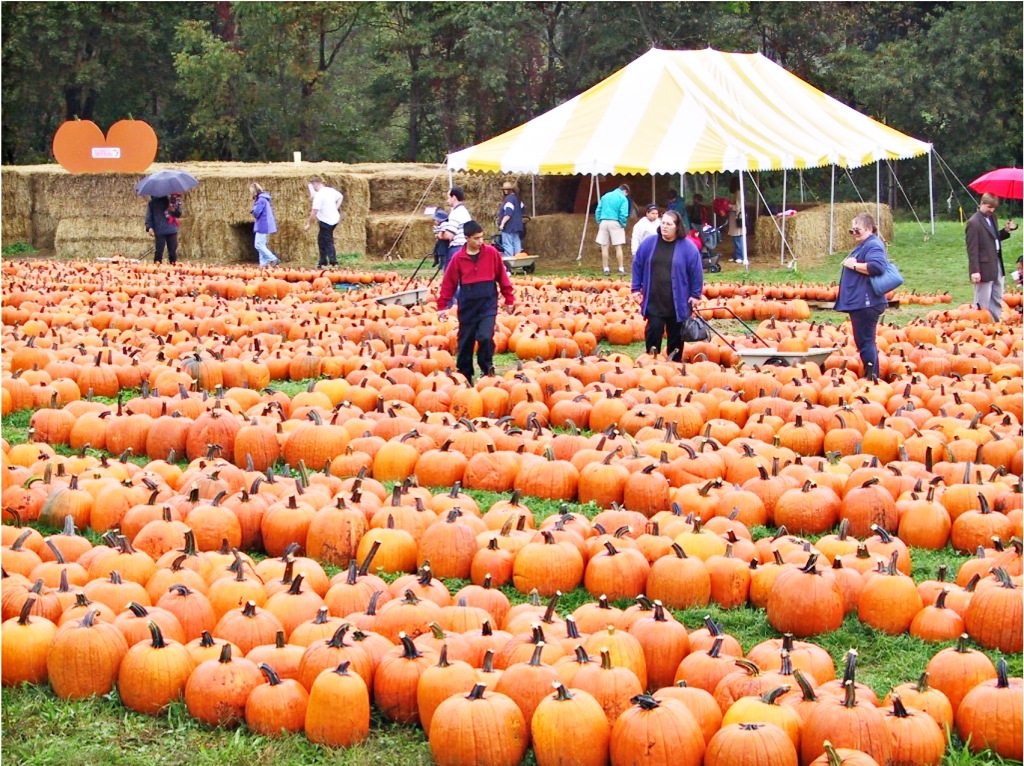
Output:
[447, 48, 931, 176]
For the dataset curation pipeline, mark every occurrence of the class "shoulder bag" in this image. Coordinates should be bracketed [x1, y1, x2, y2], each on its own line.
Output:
[681, 315, 709, 343]
[870, 260, 904, 296]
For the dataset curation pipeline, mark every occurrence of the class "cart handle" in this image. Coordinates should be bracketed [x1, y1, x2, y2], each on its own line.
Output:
[692, 306, 771, 348]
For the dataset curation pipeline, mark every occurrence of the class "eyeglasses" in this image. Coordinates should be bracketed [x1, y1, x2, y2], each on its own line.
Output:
[848, 227, 862, 235]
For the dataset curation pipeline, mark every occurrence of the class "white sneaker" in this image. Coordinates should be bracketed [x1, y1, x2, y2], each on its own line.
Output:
[603, 268, 611, 275]
[618, 267, 625, 275]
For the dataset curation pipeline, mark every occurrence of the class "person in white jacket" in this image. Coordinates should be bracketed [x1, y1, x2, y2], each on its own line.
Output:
[631, 204, 661, 257]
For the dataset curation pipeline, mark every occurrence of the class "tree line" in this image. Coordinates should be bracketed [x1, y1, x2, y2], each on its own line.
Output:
[2, 1, 1021, 203]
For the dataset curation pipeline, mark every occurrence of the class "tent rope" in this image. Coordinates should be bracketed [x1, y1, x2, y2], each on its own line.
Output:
[932, 149, 983, 223]
[381, 163, 447, 263]
[842, 168, 867, 203]
[883, 160, 929, 236]
[745, 177, 801, 269]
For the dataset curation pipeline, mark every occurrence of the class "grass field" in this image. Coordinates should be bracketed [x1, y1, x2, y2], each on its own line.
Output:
[2, 219, 1021, 766]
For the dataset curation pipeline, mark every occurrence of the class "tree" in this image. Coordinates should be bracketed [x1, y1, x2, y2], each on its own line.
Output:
[1, 2, 219, 163]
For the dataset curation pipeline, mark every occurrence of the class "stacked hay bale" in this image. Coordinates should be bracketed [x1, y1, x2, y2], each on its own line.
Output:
[753, 202, 894, 267]
[0, 168, 35, 247]
[2, 162, 371, 264]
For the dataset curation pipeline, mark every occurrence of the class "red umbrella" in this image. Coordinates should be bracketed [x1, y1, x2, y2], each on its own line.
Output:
[969, 167, 1023, 200]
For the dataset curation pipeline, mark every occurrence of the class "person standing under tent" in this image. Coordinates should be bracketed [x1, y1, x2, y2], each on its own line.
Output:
[631, 204, 661, 256]
[965, 193, 1017, 322]
[666, 189, 691, 231]
[496, 181, 525, 257]
[688, 193, 712, 228]
[145, 194, 182, 265]
[834, 213, 889, 381]
[595, 183, 630, 275]
[304, 176, 343, 267]
[630, 210, 703, 362]
[249, 183, 279, 268]
[437, 220, 515, 384]
[727, 176, 747, 264]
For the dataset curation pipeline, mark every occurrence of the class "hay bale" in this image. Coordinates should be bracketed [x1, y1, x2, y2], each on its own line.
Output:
[1, 169, 34, 246]
[364, 165, 451, 213]
[9, 161, 372, 262]
[54, 217, 151, 260]
[365, 214, 439, 262]
[753, 202, 893, 267]
[518, 213, 604, 270]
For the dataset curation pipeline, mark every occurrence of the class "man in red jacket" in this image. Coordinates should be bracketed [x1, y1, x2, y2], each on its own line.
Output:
[437, 220, 515, 383]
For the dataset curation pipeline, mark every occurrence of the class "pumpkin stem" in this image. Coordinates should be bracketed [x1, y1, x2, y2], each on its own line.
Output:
[630, 693, 661, 711]
[397, 632, 422, 659]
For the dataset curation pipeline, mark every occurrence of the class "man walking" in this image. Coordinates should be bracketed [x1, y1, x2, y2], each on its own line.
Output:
[437, 221, 515, 384]
[593, 183, 630, 275]
[966, 192, 1017, 321]
[496, 181, 525, 257]
[304, 176, 343, 267]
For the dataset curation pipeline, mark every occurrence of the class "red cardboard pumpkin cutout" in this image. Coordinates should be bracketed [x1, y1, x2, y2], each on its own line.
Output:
[52, 118, 158, 173]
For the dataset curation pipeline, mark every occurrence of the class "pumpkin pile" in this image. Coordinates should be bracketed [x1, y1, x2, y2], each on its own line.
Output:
[2, 259, 1023, 765]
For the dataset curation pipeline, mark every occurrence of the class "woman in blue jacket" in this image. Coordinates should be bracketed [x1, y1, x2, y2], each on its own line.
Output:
[630, 210, 703, 361]
[249, 183, 280, 268]
[834, 212, 890, 381]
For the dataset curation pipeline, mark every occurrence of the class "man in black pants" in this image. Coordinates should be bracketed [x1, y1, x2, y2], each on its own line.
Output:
[436, 221, 515, 383]
[304, 176, 343, 267]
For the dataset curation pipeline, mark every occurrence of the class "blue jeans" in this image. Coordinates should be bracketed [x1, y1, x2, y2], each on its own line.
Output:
[254, 232, 278, 267]
[849, 304, 885, 380]
[731, 235, 746, 262]
[500, 231, 522, 258]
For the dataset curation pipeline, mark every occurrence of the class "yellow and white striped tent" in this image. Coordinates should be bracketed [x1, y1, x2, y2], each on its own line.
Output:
[447, 48, 931, 175]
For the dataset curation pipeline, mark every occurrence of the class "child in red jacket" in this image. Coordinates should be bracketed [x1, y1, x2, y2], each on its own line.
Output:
[437, 220, 515, 383]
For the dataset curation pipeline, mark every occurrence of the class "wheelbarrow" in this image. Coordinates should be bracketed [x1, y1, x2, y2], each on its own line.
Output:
[691, 306, 839, 370]
[375, 246, 443, 307]
[490, 234, 538, 274]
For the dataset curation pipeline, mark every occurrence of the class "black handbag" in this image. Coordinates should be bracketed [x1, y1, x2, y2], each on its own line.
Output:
[681, 316, 709, 342]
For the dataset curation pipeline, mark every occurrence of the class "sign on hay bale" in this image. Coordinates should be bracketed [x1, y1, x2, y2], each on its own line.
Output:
[753, 202, 894, 266]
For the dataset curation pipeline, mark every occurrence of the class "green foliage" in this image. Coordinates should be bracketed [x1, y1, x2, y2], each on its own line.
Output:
[1, 242, 36, 256]
[2, 0, 1020, 194]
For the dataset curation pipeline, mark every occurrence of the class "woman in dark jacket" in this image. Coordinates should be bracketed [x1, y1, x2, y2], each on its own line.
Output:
[834, 212, 890, 381]
[145, 194, 181, 265]
[630, 209, 704, 361]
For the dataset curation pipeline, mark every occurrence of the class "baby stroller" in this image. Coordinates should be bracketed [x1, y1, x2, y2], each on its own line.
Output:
[698, 223, 725, 273]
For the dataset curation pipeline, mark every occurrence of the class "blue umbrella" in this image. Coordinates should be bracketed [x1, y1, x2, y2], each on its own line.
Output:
[135, 169, 199, 197]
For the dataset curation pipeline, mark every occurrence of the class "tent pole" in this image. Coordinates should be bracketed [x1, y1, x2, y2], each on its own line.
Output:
[739, 171, 748, 269]
[781, 169, 787, 266]
[799, 170, 805, 203]
[829, 164, 836, 255]
[531, 174, 536, 218]
[928, 149, 935, 235]
[651, 176, 656, 205]
[577, 174, 596, 262]
[876, 160, 881, 227]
